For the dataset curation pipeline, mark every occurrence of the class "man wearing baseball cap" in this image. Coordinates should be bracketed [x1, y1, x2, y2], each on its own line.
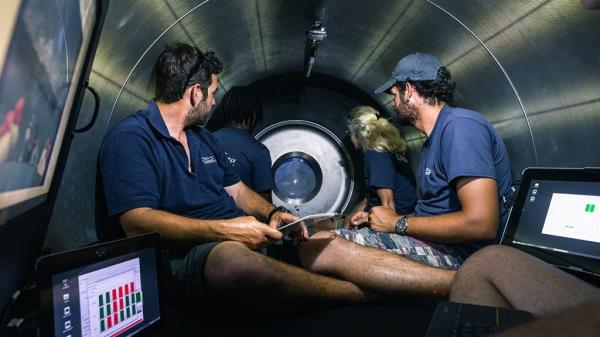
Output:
[343, 53, 513, 269]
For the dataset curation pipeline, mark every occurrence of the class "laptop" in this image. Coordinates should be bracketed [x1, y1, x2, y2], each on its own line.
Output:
[426, 167, 600, 337]
[36, 232, 165, 337]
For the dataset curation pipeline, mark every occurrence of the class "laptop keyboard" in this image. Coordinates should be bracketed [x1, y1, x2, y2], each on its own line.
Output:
[453, 321, 497, 337]
[449, 303, 498, 337]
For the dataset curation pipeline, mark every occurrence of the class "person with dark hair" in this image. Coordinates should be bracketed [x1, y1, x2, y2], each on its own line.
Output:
[212, 86, 274, 202]
[99, 43, 459, 313]
[343, 53, 513, 270]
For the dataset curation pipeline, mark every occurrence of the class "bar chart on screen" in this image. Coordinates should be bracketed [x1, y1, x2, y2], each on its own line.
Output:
[542, 193, 600, 244]
[78, 258, 144, 337]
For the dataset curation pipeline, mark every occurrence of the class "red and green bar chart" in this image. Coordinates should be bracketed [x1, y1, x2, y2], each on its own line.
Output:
[98, 282, 143, 333]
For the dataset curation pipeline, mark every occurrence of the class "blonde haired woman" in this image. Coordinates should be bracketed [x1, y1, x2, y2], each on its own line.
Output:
[345, 106, 416, 229]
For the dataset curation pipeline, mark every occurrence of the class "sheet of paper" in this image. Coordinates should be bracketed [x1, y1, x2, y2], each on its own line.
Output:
[278, 212, 340, 234]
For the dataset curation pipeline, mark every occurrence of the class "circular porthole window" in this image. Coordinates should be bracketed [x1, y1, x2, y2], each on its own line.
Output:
[256, 120, 354, 216]
[272, 152, 322, 203]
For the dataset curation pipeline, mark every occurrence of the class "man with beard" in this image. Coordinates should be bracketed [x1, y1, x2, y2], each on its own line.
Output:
[99, 43, 458, 313]
[344, 53, 513, 269]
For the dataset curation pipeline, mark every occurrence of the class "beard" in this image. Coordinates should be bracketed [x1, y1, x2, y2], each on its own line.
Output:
[184, 100, 211, 127]
[393, 98, 418, 126]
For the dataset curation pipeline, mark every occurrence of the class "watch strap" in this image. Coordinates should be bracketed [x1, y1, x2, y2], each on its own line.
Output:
[267, 206, 290, 223]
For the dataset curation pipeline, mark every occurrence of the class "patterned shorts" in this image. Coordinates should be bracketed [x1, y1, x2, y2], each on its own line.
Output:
[334, 228, 464, 270]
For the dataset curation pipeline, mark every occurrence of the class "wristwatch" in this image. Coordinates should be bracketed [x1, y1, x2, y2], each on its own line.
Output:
[267, 206, 290, 223]
[394, 216, 409, 235]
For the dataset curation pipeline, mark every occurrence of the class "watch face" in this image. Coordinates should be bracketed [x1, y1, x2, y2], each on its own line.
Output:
[395, 217, 407, 234]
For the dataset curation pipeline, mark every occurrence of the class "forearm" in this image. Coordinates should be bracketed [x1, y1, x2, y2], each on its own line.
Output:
[407, 211, 498, 243]
[119, 208, 230, 248]
[230, 184, 274, 221]
[407, 177, 500, 243]
[351, 198, 368, 213]
[376, 188, 395, 210]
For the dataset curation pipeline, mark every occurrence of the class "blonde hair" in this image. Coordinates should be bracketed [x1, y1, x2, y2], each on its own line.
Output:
[347, 106, 407, 155]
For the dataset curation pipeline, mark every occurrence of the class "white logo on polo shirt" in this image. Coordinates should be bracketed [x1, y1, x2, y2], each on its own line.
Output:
[224, 152, 236, 165]
[425, 168, 432, 176]
[202, 156, 217, 164]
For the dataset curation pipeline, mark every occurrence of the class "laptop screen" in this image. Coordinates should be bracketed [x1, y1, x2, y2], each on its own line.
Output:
[37, 233, 164, 337]
[503, 168, 600, 277]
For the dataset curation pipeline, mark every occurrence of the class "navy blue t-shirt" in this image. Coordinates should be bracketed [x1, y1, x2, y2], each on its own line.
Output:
[213, 127, 274, 193]
[415, 105, 512, 253]
[99, 100, 244, 221]
[363, 150, 417, 215]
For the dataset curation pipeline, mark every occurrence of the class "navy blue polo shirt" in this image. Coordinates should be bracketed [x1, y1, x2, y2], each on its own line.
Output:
[99, 100, 244, 220]
[363, 150, 417, 215]
[213, 127, 274, 193]
[415, 105, 512, 252]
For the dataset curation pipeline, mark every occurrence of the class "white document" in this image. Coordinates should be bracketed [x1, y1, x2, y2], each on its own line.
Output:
[278, 212, 340, 234]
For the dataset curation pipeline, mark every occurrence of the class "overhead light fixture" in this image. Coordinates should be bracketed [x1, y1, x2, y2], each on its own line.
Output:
[304, 20, 327, 78]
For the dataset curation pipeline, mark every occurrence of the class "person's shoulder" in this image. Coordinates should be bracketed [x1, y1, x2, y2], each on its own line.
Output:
[441, 106, 493, 133]
[103, 110, 149, 142]
[197, 126, 220, 143]
[212, 127, 230, 139]
[445, 106, 490, 125]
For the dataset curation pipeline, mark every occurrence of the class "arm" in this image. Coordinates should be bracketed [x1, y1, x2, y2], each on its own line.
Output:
[119, 207, 282, 250]
[252, 146, 274, 204]
[259, 191, 273, 203]
[345, 197, 368, 228]
[369, 176, 499, 242]
[225, 181, 298, 229]
[347, 191, 394, 230]
[376, 188, 395, 210]
[225, 181, 274, 222]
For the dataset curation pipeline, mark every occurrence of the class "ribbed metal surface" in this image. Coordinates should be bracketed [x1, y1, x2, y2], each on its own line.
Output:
[46, 0, 600, 250]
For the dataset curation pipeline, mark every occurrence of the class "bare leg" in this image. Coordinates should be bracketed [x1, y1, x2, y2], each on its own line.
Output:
[204, 241, 366, 313]
[298, 231, 456, 297]
[450, 245, 600, 316]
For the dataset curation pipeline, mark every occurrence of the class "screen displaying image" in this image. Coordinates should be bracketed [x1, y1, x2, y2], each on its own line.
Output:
[0, 0, 95, 224]
[541, 193, 600, 244]
[50, 248, 161, 337]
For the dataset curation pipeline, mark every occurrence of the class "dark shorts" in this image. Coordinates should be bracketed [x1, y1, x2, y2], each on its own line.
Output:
[164, 240, 301, 301]
[335, 228, 464, 270]
[163, 242, 219, 301]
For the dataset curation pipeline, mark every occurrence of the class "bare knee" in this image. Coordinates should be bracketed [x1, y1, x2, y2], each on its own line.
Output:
[204, 241, 276, 292]
[299, 231, 352, 273]
[451, 245, 508, 298]
[460, 245, 513, 275]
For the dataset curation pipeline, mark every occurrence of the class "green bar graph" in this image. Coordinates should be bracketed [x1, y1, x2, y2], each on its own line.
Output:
[99, 294, 103, 306]
[585, 204, 596, 212]
[101, 320, 105, 332]
[100, 307, 104, 319]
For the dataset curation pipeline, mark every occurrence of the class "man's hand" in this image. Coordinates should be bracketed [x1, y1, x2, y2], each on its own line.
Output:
[368, 206, 400, 233]
[269, 211, 308, 243]
[347, 211, 369, 228]
[223, 216, 283, 250]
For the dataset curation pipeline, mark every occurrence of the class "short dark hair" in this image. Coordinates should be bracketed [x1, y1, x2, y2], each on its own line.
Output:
[397, 66, 455, 104]
[154, 42, 223, 103]
[212, 86, 263, 128]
